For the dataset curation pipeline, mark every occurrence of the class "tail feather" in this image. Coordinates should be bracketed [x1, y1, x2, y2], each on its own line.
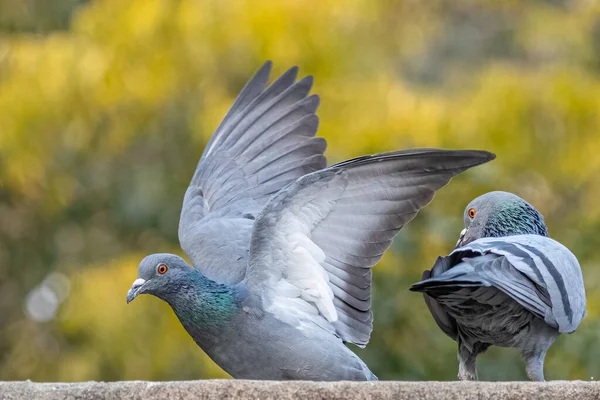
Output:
[410, 263, 487, 293]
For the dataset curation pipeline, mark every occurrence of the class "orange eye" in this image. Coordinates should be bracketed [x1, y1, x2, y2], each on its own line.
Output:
[157, 264, 168, 275]
[468, 208, 476, 219]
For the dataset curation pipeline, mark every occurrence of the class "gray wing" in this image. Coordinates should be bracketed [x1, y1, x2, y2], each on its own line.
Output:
[460, 235, 587, 333]
[245, 149, 495, 347]
[178, 62, 327, 284]
[413, 235, 587, 334]
[412, 253, 551, 337]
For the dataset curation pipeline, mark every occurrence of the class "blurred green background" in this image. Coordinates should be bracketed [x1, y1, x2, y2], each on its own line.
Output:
[1, 0, 599, 382]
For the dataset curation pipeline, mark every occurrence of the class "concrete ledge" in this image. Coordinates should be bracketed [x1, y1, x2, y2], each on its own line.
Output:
[1, 381, 599, 400]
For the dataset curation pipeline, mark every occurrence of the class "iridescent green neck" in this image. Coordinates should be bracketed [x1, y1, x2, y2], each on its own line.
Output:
[164, 271, 240, 337]
[483, 199, 548, 238]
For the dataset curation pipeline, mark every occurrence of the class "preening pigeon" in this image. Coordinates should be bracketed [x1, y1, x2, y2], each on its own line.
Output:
[126, 62, 495, 380]
[411, 191, 586, 381]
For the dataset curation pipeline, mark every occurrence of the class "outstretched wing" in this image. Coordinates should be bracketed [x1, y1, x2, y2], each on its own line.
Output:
[245, 149, 495, 347]
[178, 62, 327, 284]
[412, 235, 587, 334]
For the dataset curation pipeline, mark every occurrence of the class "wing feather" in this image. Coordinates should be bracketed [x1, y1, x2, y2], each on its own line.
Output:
[246, 149, 495, 346]
[412, 235, 586, 334]
[178, 62, 327, 284]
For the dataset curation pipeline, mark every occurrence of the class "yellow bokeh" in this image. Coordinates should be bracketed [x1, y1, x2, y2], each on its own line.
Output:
[1, 0, 599, 381]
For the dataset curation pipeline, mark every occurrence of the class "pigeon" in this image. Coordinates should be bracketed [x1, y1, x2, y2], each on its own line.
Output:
[411, 191, 586, 381]
[126, 61, 496, 380]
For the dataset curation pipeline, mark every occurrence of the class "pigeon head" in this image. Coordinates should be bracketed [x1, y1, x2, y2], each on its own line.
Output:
[126, 253, 194, 304]
[456, 191, 548, 247]
[126, 253, 240, 336]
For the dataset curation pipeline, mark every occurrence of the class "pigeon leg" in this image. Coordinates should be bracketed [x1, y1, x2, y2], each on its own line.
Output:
[520, 320, 558, 382]
[457, 342, 478, 381]
[522, 341, 554, 382]
[522, 350, 547, 382]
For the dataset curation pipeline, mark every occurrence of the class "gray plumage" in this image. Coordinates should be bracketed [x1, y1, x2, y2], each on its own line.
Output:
[179, 61, 326, 285]
[411, 191, 586, 381]
[127, 61, 496, 380]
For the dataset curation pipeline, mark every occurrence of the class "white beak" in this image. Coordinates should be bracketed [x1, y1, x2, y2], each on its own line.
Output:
[456, 228, 467, 248]
[126, 278, 147, 303]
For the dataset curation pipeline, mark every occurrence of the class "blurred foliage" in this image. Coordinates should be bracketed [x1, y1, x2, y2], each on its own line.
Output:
[1, 0, 600, 382]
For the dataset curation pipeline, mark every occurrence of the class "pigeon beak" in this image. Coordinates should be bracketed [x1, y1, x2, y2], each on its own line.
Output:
[126, 278, 147, 304]
[456, 228, 467, 248]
